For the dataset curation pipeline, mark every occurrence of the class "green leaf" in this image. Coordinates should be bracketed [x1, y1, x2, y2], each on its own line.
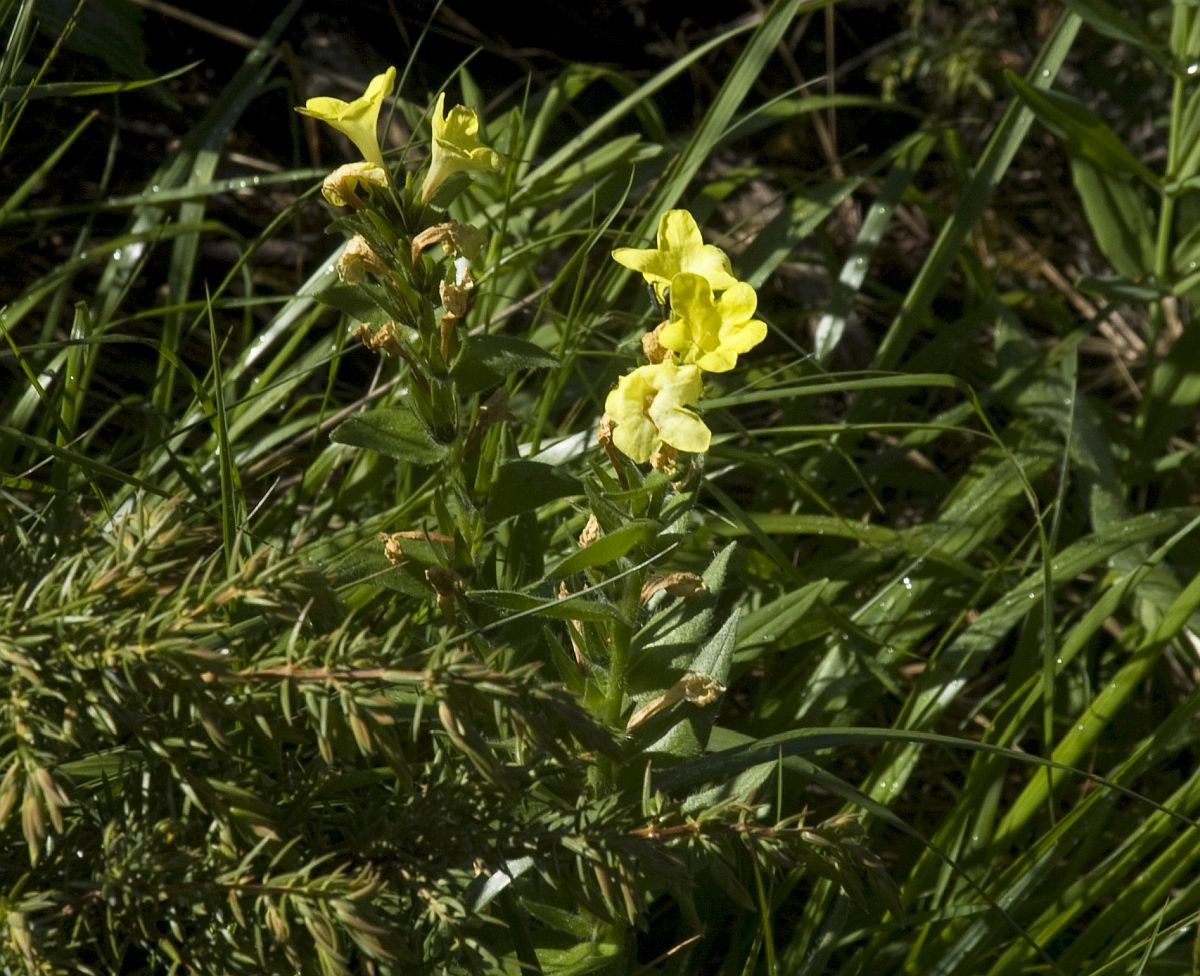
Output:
[316, 284, 392, 324]
[486, 460, 581, 521]
[452, 334, 558, 396]
[680, 726, 779, 814]
[1171, 215, 1200, 294]
[543, 520, 660, 580]
[647, 609, 741, 761]
[322, 547, 428, 599]
[871, 13, 1082, 370]
[1, 61, 200, 101]
[1006, 71, 1160, 187]
[1068, 156, 1156, 277]
[1140, 322, 1200, 460]
[1076, 274, 1167, 304]
[467, 589, 627, 625]
[330, 406, 448, 465]
[1064, 0, 1174, 72]
[35, 0, 156, 87]
[813, 132, 937, 360]
[630, 542, 737, 679]
[536, 938, 621, 975]
[736, 581, 828, 656]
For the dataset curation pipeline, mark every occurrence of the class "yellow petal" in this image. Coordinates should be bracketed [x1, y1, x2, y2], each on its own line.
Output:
[662, 272, 765, 373]
[420, 92, 503, 204]
[296, 66, 395, 167]
[656, 408, 710, 454]
[719, 318, 767, 354]
[717, 281, 757, 322]
[611, 209, 737, 300]
[605, 362, 711, 462]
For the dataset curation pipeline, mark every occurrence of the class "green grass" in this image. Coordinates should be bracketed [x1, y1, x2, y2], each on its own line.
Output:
[3, 1, 1200, 974]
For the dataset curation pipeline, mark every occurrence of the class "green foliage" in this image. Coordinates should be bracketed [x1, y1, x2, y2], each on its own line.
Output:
[3, 0, 1200, 974]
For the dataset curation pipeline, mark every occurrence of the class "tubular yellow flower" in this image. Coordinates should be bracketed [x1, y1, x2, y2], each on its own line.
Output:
[296, 66, 396, 167]
[321, 161, 389, 208]
[420, 93, 503, 205]
[659, 272, 767, 373]
[603, 360, 711, 464]
[611, 209, 738, 301]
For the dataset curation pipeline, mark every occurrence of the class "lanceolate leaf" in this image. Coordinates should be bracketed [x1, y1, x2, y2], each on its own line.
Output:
[543, 519, 660, 580]
[1006, 71, 1160, 187]
[1068, 156, 1156, 278]
[330, 405, 448, 465]
[486, 460, 581, 520]
[1064, 0, 1174, 72]
[452, 334, 558, 396]
[646, 609, 741, 761]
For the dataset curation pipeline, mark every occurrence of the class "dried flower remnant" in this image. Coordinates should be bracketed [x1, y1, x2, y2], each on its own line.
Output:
[626, 671, 726, 731]
[411, 221, 487, 265]
[322, 161, 389, 208]
[336, 235, 387, 284]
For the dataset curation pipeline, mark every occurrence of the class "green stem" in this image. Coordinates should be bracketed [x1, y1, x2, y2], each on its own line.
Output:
[604, 574, 642, 730]
[593, 572, 645, 793]
[1138, 46, 1186, 448]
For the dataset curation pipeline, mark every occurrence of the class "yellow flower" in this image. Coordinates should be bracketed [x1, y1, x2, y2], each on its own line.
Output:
[659, 272, 767, 373]
[321, 161, 389, 208]
[420, 92, 503, 204]
[603, 360, 711, 464]
[611, 209, 738, 300]
[296, 66, 396, 167]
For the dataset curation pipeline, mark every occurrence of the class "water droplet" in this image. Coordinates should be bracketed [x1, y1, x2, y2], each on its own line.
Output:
[1055, 656, 1063, 666]
[1189, 260, 1198, 271]
[1040, 69, 1051, 79]
[150, 184, 160, 193]
[1028, 592, 1037, 599]
[112, 249, 122, 261]
[853, 257, 866, 269]
[1188, 62, 1199, 77]
[875, 205, 888, 216]
[902, 576, 913, 590]
[237, 180, 248, 189]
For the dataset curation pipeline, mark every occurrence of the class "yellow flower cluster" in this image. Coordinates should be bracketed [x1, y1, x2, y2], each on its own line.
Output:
[295, 68, 502, 209]
[604, 210, 766, 464]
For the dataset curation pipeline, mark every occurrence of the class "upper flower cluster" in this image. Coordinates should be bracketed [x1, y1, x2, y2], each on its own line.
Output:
[604, 210, 766, 465]
[295, 69, 502, 210]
